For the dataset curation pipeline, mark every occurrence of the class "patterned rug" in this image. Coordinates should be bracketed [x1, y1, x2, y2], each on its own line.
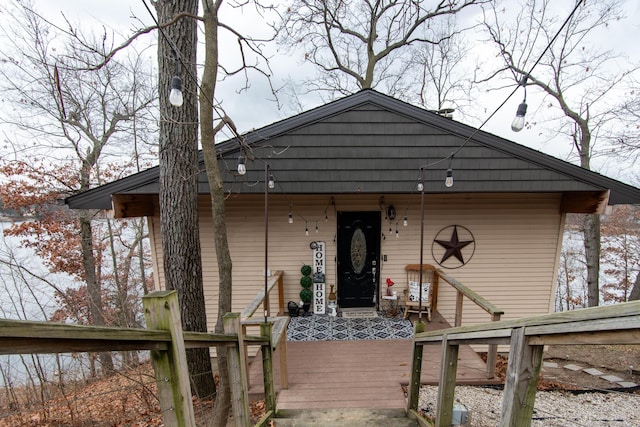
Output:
[286, 313, 414, 342]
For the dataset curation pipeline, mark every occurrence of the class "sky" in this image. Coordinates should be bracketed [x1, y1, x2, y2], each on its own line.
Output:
[22, 0, 640, 185]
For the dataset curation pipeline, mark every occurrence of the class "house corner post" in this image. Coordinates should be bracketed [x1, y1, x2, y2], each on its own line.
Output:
[407, 320, 425, 412]
[500, 327, 543, 427]
[223, 313, 251, 427]
[143, 290, 196, 427]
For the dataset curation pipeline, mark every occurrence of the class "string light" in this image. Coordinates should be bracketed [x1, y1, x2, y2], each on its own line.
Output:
[305, 222, 309, 236]
[315, 222, 319, 233]
[168, 49, 183, 107]
[445, 155, 454, 188]
[511, 75, 528, 132]
[395, 223, 399, 238]
[417, 178, 424, 192]
[404, 215, 408, 227]
[268, 173, 275, 189]
[237, 155, 246, 175]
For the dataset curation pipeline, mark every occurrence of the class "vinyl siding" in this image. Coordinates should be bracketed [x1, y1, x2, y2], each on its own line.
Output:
[149, 193, 564, 331]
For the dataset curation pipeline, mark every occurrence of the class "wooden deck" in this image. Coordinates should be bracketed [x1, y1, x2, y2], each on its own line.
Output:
[248, 311, 498, 410]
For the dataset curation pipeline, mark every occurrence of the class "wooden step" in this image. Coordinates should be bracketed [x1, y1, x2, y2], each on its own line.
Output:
[272, 408, 419, 427]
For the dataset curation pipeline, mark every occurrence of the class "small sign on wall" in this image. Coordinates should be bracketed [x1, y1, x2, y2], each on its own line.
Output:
[313, 241, 326, 314]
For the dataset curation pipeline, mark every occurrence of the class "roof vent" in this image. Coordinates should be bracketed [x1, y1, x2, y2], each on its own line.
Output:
[436, 108, 455, 119]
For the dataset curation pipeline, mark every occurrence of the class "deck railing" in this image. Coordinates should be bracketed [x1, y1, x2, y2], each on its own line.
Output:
[0, 290, 279, 427]
[406, 300, 640, 427]
[435, 269, 504, 378]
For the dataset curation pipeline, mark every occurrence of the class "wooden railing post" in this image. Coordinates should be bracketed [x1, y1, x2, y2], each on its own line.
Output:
[277, 273, 285, 316]
[436, 333, 459, 427]
[260, 323, 276, 412]
[224, 313, 251, 427]
[407, 321, 426, 413]
[142, 291, 196, 427]
[500, 327, 543, 427]
[486, 313, 501, 378]
[454, 290, 463, 327]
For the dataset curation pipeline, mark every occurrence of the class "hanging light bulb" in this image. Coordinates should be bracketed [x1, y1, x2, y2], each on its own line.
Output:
[511, 74, 528, 132]
[288, 212, 293, 224]
[511, 101, 527, 132]
[169, 76, 183, 107]
[305, 223, 309, 236]
[445, 168, 454, 188]
[237, 155, 246, 175]
[395, 223, 399, 238]
[325, 213, 328, 222]
[268, 173, 275, 189]
[403, 216, 408, 227]
[315, 222, 319, 233]
[417, 179, 424, 192]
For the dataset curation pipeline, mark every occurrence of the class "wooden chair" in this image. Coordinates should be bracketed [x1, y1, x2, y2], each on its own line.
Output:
[403, 264, 437, 321]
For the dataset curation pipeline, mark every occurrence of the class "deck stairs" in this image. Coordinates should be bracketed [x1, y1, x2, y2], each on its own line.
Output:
[271, 408, 419, 426]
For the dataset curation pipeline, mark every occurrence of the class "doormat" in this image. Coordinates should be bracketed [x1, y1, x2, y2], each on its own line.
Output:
[286, 314, 413, 342]
[341, 308, 378, 319]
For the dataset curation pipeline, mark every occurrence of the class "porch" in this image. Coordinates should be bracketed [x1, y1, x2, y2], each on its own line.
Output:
[247, 311, 498, 410]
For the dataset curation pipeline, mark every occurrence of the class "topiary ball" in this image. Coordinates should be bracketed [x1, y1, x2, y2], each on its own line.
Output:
[301, 264, 312, 276]
[299, 288, 313, 303]
[300, 275, 313, 289]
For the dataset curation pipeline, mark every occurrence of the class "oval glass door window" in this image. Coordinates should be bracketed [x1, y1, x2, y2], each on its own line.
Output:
[350, 227, 366, 274]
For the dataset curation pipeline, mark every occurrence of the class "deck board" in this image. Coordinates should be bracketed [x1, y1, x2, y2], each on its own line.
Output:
[247, 311, 496, 410]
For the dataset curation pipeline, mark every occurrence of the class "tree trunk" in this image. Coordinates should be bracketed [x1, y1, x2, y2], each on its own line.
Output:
[156, 0, 216, 399]
[583, 213, 601, 307]
[79, 210, 114, 374]
[629, 271, 640, 301]
[199, 1, 233, 424]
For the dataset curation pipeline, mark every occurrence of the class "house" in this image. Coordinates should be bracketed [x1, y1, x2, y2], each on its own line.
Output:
[66, 89, 640, 327]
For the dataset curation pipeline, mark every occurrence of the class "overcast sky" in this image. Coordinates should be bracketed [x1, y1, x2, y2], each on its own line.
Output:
[22, 0, 640, 184]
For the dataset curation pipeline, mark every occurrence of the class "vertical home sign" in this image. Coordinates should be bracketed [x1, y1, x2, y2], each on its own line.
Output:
[313, 241, 326, 314]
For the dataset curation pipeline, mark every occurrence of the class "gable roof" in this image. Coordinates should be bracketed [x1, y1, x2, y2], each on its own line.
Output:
[66, 89, 640, 213]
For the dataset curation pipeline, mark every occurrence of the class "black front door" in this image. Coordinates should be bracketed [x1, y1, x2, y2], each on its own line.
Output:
[337, 211, 381, 308]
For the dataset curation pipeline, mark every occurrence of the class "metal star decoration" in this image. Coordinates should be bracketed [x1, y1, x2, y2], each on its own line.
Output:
[434, 225, 474, 265]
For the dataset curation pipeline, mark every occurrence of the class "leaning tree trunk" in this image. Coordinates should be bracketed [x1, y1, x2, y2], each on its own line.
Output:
[156, 0, 216, 398]
[199, 1, 234, 425]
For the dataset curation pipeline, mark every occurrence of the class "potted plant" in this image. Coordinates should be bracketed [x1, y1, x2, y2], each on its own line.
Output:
[300, 264, 313, 315]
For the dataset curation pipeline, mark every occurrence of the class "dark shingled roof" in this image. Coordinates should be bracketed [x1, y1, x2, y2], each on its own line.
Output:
[66, 89, 640, 211]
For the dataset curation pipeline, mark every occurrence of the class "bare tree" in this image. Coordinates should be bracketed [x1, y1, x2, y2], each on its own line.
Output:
[409, 15, 474, 116]
[275, 0, 488, 100]
[480, 0, 639, 307]
[0, 0, 156, 373]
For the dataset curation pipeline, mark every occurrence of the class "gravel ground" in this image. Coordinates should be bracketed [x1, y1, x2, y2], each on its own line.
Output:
[419, 385, 640, 426]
